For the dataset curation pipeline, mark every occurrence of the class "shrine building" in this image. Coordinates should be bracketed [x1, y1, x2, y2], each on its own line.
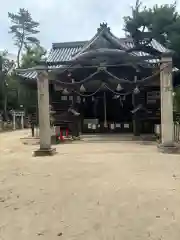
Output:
[19, 23, 177, 154]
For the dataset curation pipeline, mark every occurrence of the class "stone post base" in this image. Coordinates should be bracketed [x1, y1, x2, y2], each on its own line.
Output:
[33, 148, 56, 157]
[157, 142, 179, 154]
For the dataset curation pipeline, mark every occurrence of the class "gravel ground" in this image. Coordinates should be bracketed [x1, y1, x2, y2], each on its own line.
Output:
[0, 130, 180, 239]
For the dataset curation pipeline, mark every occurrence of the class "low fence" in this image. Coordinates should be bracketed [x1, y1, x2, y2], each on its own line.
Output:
[0, 118, 29, 132]
[0, 120, 25, 132]
[0, 110, 27, 132]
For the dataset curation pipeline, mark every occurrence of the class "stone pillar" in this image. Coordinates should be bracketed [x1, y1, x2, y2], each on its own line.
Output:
[12, 112, 16, 130]
[158, 52, 178, 153]
[34, 70, 56, 156]
[21, 113, 24, 129]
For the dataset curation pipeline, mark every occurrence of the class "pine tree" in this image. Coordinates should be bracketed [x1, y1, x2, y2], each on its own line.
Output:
[8, 8, 40, 68]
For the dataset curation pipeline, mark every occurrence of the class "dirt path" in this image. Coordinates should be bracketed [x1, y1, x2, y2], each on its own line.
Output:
[0, 130, 180, 239]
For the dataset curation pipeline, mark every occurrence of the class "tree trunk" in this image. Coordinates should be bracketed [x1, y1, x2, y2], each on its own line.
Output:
[17, 34, 24, 68]
[17, 46, 22, 68]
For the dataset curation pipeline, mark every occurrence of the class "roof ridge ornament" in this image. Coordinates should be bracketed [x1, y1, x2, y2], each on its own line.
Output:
[97, 22, 110, 32]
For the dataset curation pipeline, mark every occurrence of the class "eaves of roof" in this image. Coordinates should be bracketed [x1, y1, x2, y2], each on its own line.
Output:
[20, 23, 174, 80]
[19, 71, 37, 79]
[46, 37, 169, 66]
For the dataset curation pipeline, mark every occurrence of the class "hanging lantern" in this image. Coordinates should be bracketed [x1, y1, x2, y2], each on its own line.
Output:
[80, 84, 86, 92]
[133, 86, 140, 94]
[92, 96, 95, 101]
[116, 83, 123, 91]
[71, 78, 75, 83]
[62, 88, 69, 95]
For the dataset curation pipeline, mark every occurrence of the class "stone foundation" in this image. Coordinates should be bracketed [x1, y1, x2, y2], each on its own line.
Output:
[157, 143, 179, 154]
[33, 148, 56, 157]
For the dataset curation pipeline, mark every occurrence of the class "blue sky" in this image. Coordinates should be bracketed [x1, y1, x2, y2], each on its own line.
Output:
[0, 0, 178, 54]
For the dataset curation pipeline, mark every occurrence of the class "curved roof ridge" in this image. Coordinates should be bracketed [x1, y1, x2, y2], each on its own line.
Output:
[70, 28, 106, 60]
[46, 23, 171, 65]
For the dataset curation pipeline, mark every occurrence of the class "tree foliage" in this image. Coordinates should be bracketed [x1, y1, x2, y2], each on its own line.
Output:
[0, 51, 18, 114]
[18, 45, 46, 111]
[8, 8, 40, 67]
[0, 45, 45, 114]
[0, 50, 15, 74]
[124, 1, 180, 58]
[124, 1, 180, 111]
[21, 45, 46, 68]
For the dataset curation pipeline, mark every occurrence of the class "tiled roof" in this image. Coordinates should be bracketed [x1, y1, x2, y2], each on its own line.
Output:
[118, 38, 168, 64]
[119, 38, 168, 53]
[19, 23, 173, 80]
[46, 38, 168, 65]
[47, 41, 87, 63]
[20, 71, 37, 79]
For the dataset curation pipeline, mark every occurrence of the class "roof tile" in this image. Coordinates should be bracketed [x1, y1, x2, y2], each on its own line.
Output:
[20, 24, 174, 79]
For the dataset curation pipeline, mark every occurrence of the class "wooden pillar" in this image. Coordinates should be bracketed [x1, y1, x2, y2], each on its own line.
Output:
[80, 96, 84, 133]
[132, 94, 140, 136]
[132, 76, 140, 136]
[158, 52, 178, 153]
[33, 70, 56, 156]
[103, 92, 108, 128]
[72, 93, 81, 138]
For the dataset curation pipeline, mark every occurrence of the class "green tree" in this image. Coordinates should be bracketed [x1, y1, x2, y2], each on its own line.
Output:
[18, 45, 46, 112]
[8, 8, 40, 68]
[124, 1, 180, 60]
[0, 51, 17, 116]
[0, 50, 15, 74]
[123, 1, 180, 111]
[21, 45, 46, 68]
